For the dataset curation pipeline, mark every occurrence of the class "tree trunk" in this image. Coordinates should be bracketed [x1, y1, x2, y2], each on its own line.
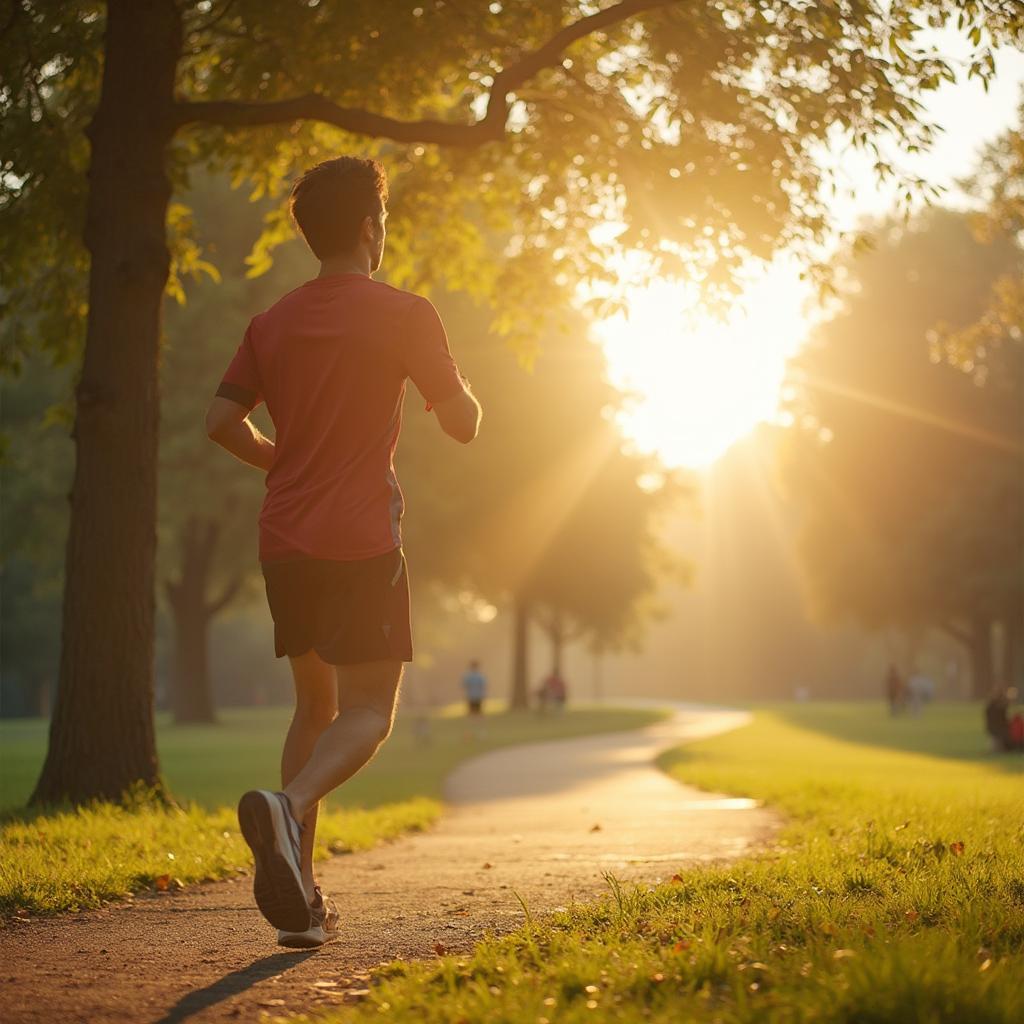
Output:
[166, 518, 238, 725]
[169, 601, 216, 724]
[550, 610, 564, 676]
[1002, 611, 1022, 689]
[968, 614, 995, 701]
[31, 0, 182, 805]
[510, 598, 530, 710]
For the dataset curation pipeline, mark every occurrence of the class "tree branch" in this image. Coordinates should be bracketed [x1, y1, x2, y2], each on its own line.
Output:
[172, 0, 673, 144]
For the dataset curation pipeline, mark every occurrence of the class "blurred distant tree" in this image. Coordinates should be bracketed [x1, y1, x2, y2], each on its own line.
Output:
[0, 362, 72, 717]
[782, 209, 1023, 697]
[930, 95, 1024, 688]
[523, 449, 677, 694]
[401, 300, 680, 707]
[5, 0, 1020, 801]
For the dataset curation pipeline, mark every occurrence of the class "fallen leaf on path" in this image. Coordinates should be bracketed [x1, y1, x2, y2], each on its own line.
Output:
[482, 862, 493, 869]
[950, 841, 965, 856]
[312, 981, 338, 989]
[589, 823, 602, 832]
[433, 942, 448, 956]
[670, 874, 684, 884]
[155, 874, 171, 891]
[257, 998, 285, 1007]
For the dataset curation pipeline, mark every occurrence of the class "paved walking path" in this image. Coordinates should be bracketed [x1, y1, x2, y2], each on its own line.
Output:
[0, 705, 777, 1023]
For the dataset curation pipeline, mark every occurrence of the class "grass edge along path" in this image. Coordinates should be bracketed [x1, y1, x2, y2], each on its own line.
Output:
[0, 705, 663, 918]
[319, 705, 1024, 1024]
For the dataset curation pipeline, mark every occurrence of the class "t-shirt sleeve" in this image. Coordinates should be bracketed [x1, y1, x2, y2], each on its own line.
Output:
[215, 321, 263, 411]
[401, 297, 465, 407]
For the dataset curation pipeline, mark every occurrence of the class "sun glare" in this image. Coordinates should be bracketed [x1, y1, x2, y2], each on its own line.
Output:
[595, 266, 812, 469]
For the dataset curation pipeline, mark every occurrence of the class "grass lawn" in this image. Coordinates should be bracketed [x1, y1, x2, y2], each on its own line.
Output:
[0, 703, 660, 917]
[328, 702, 1024, 1024]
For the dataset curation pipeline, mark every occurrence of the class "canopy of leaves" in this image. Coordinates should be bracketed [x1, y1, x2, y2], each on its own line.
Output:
[4, 0, 1023, 368]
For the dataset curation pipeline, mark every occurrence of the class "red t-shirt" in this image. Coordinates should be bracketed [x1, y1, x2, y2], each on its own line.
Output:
[216, 273, 464, 562]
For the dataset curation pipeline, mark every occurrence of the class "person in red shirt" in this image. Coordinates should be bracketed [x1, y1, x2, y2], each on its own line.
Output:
[206, 157, 480, 947]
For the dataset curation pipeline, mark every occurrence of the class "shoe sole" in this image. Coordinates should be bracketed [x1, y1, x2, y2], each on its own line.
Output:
[277, 926, 338, 949]
[237, 791, 311, 933]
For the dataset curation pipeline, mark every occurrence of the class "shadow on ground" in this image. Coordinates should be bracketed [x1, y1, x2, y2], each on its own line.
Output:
[154, 950, 317, 1024]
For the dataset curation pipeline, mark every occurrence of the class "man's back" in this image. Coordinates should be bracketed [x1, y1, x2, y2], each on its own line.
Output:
[220, 273, 462, 561]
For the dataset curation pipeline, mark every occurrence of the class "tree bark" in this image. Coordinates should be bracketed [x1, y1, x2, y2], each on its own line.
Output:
[968, 614, 995, 701]
[31, 0, 182, 805]
[550, 610, 564, 676]
[166, 518, 239, 725]
[1002, 611, 1022, 689]
[510, 598, 530, 710]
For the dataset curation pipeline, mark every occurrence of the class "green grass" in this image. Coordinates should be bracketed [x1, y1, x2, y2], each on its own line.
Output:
[0, 703, 660, 917]
[324, 702, 1024, 1024]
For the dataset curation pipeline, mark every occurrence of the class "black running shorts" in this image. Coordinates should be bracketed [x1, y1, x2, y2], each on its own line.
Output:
[261, 547, 413, 665]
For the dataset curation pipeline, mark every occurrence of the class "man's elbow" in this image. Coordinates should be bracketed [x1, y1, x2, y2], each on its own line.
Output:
[205, 406, 230, 443]
[453, 406, 481, 444]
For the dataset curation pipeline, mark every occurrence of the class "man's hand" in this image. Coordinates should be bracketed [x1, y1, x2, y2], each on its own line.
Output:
[205, 396, 275, 471]
[431, 384, 481, 444]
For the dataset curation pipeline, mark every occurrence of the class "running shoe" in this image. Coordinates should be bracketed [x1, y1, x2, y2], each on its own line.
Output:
[277, 886, 340, 948]
[237, 789, 311, 933]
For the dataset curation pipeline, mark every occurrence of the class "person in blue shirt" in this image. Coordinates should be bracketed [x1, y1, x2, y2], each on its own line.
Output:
[462, 660, 487, 718]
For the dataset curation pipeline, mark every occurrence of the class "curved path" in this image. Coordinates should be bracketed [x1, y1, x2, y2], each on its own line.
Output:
[0, 705, 776, 1023]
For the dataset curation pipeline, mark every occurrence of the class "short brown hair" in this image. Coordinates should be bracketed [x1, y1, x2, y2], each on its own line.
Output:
[289, 157, 388, 260]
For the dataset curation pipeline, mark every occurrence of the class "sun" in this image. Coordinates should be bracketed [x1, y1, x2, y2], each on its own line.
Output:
[594, 265, 812, 469]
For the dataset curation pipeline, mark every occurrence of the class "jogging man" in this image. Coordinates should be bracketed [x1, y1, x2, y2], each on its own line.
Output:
[206, 157, 480, 947]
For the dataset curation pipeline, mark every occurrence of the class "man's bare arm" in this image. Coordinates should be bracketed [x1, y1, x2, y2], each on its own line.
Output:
[432, 384, 481, 444]
[205, 396, 275, 471]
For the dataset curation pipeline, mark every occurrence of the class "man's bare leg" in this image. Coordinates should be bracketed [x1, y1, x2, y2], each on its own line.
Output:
[284, 659, 403, 824]
[281, 650, 338, 902]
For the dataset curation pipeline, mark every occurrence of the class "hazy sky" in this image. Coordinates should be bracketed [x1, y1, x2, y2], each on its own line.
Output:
[830, 40, 1024, 228]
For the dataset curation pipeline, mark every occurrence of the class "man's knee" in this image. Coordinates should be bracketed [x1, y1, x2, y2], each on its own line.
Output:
[335, 660, 402, 738]
[294, 694, 338, 729]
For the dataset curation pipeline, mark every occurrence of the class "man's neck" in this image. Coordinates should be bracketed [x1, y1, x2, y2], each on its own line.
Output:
[319, 252, 371, 278]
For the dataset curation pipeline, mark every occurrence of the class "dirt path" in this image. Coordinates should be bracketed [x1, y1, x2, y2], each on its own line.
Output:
[1, 705, 776, 1023]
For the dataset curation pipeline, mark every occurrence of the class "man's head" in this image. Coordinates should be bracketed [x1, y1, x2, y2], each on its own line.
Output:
[290, 157, 389, 272]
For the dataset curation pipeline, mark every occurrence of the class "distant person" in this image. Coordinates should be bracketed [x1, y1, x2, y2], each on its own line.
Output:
[1009, 710, 1024, 752]
[906, 671, 933, 716]
[539, 669, 567, 713]
[207, 157, 480, 948]
[984, 687, 1012, 751]
[462, 660, 487, 718]
[884, 663, 906, 716]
